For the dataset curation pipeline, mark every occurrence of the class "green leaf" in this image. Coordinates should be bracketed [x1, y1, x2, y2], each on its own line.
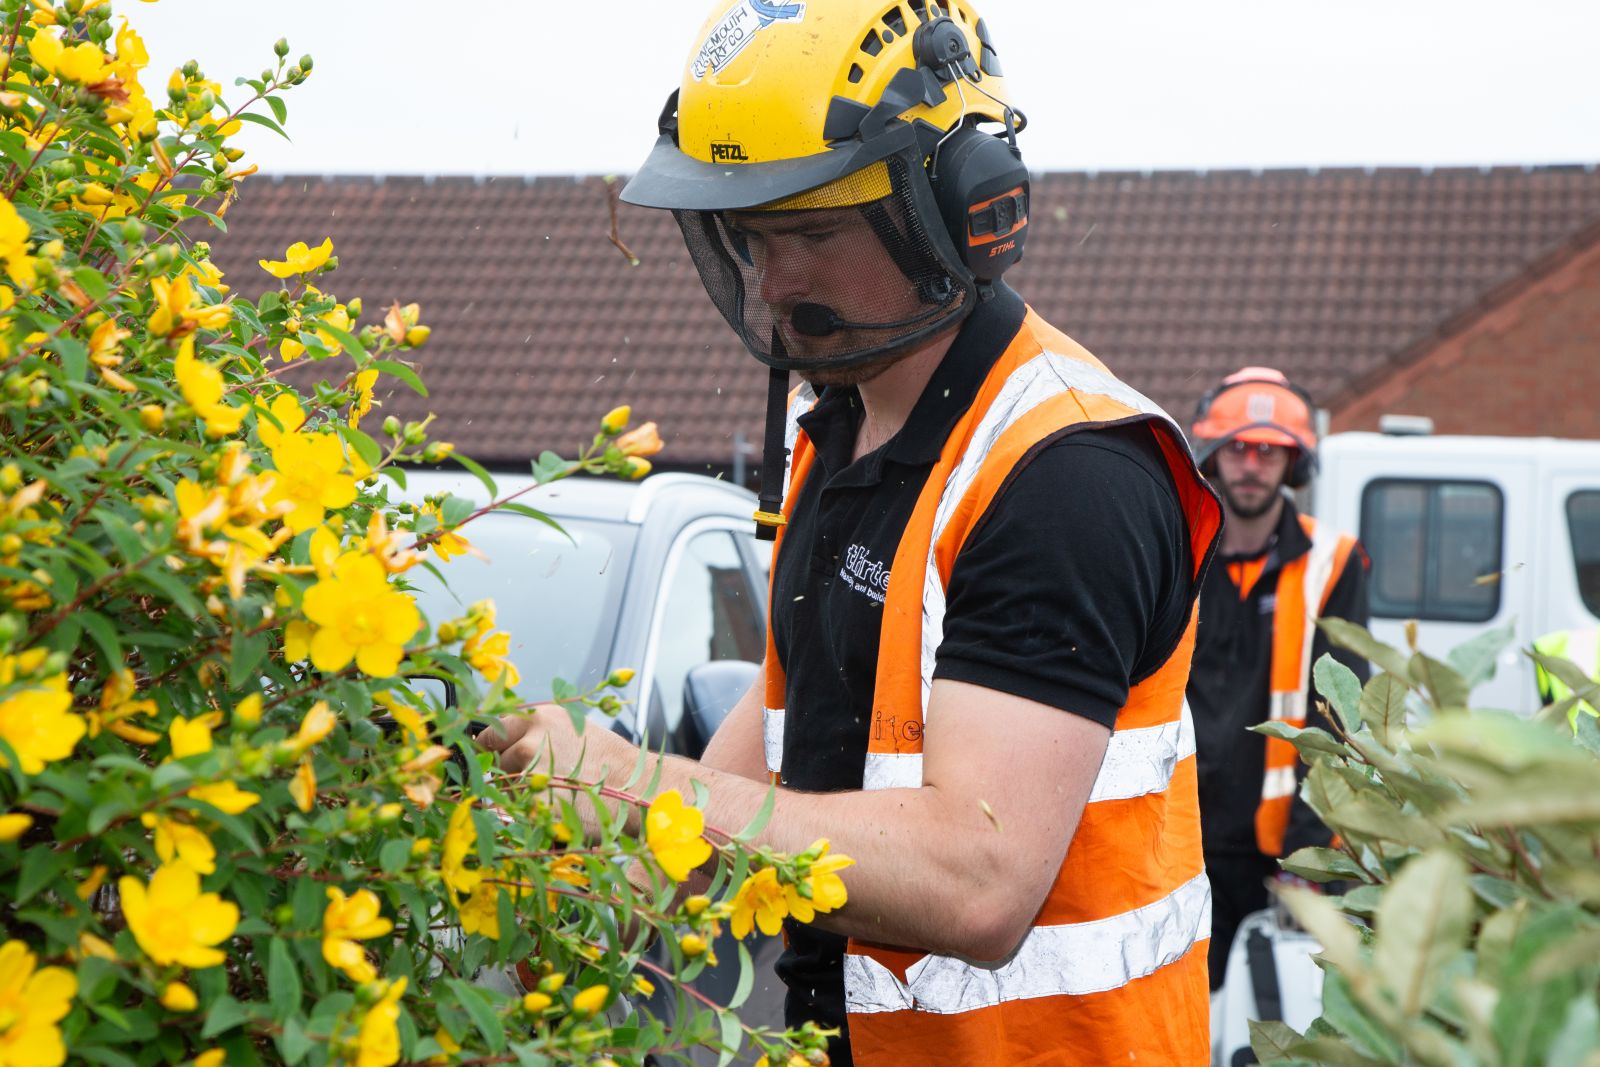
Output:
[493, 501, 573, 543]
[333, 421, 382, 471]
[229, 629, 268, 689]
[50, 333, 89, 383]
[1248, 1019, 1307, 1063]
[735, 782, 777, 843]
[445, 978, 507, 1052]
[1281, 846, 1370, 884]
[1373, 850, 1474, 1015]
[201, 994, 252, 1038]
[729, 940, 755, 1010]
[15, 847, 73, 904]
[235, 110, 291, 140]
[1546, 993, 1600, 1067]
[267, 938, 303, 1022]
[451, 453, 497, 498]
[265, 95, 288, 125]
[275, 1016, 313, 1066]
[1447, 621, 1515, 688]
[1319, 969, 1403, 1063]
[370, 358, 427, 397]
[95, 508, 145, 564]
[1358, 673, 1409, 747]
[715, 1009, 742, 1067]
[1410, 652, 1470, 711]
[532, 451, 569, 485]
[1320, 618, 1413, 681]
[77, 610, 124, 670]
[1313, 653, 1364, 733]
[379, 837, 413, 873]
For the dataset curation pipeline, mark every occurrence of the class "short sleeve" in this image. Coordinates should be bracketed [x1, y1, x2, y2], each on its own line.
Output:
[932, 424, 1194, 729]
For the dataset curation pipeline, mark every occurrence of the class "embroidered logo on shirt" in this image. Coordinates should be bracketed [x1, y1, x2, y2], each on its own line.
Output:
[1259, 593, 1277, 615]
[840, 543, 890, 605]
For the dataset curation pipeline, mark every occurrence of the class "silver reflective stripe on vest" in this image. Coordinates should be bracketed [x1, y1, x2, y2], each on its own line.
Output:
[1269, 689, 1307, 724]
[762, 706, 785, 776]
[1088, 699, 1197, 804]
[862, 751, 923, 791]
[1262, 764, 1298, 801]
[781, 383, 818, 502]
[920, 352, 1185, 719]
[844, 870, 1212, 1014]
[1271, 520, 1345, 720]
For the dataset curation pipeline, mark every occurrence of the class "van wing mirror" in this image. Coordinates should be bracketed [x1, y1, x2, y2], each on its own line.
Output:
[679, 660, 760, 761]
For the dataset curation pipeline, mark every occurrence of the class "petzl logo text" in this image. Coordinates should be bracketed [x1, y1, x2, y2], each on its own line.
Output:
[710, 141, 750, 163]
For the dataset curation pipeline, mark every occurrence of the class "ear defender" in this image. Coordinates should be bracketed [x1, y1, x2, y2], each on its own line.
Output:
[929, 125, 1029, 282]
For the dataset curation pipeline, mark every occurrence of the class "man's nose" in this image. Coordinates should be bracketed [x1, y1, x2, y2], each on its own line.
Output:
[757, 240, 811, 308]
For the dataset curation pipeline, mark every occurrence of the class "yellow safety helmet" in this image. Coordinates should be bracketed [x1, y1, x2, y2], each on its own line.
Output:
[624, 0, 1020, 212]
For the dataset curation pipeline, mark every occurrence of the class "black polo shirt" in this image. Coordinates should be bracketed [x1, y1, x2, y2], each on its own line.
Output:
[769, 285, 1198, 1057]
[1189, 498, 1371, 858]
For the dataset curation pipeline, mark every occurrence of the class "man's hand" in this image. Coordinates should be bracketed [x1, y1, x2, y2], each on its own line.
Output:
[477, 704, 606, 776]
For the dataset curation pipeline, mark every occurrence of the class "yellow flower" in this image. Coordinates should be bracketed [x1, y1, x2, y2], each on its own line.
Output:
[0, 939, 77, 1067]
[192, 1051, 225, 1067]
[462, 627, 519, 687]
[174, 336, 247, 438]
[439, 802, 483, 904]
[783, 841, 853, 923]
[0, 198, 35, 291]
[288, 700, 336, 755]
[645, 789, 712, 883]
[631, 975, 655, 998]
[89, 668, 160, 743]
[0, 674, 83, 774]
[75, 865, 109, 901]
[543, 852, 589, 913]
[322, 887, 393, 984]
[167, 714, 212, 759]
[730, 868, 788, 939]
[353, 977, 406, 1067]
[360, 512, 421, 575]
[232, 692, 263, 727]
[140, 812, 217, 874]
[283, 619, 313, 663]
[600, 405, 630, 435]
[149, 275, 230, 337]
[520, 992, 551, 1013]
[186, 780, 259, 815]
[417, 502, 471, 561]
[302, 553, 421, 677]
[257, 392, 306, 451]
[0, 813, 32, 842]
[119, 863, 239, 968]
[456, 878, 504, 940]
[258, 238, 333, 279]
[159, 981, 198, 1012]
[289, 758, 316, 813]
[615, 421, 663, 458]
[265, 431, 358, 534]
[572, 984, 610, 1016]
[348, 369, 378, 429]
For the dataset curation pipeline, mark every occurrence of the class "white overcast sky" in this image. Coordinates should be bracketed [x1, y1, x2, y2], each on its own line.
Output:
[132, 0, 1599, 176]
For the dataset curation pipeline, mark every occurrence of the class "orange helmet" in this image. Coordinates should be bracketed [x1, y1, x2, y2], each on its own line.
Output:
[1191, 367, 1318, 487]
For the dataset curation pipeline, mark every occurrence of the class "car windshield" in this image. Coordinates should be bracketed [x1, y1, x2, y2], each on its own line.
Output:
[407, 512, 635, 695]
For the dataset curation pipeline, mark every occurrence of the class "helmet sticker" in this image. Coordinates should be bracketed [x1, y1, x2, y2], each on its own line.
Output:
[691, 0, 807, 81]
[1246, 393, 1276, 421]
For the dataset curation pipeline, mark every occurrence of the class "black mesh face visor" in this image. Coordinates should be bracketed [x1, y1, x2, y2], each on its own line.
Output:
[671, 151, 976, 373]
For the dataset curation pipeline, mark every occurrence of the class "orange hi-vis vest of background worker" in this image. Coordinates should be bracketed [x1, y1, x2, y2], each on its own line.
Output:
[760, 309, 1223, 1065]
[1256, 514, 1359, 857]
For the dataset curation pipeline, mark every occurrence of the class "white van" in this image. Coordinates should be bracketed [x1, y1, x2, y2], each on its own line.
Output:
[1310, 432, 1600, 712]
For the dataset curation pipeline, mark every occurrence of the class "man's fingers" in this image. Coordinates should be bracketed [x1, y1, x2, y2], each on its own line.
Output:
[476, 713, 531, 753]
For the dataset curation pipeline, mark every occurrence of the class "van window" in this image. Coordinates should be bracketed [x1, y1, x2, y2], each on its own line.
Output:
[1567, 491, 1600, 618]
[1360, 479, 1502, 622]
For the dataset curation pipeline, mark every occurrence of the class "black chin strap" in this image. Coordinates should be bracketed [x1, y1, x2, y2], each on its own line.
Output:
[753, 353, 790, 541]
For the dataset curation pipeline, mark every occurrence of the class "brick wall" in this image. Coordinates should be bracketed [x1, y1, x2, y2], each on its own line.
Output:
[1333, 242, 1600, 438]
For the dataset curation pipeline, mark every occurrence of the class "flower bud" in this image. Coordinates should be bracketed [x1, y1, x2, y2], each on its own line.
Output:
[0, 464, 20, 491]
[683, 895, 711, 917]
[598, 694, 622, 716]
[606, 668, 635, 687]
[286, 65, 303, 83]
[521, 992, 552, 1013]
[404, 324, 429, 347]
[537, 973, 565, 994]
[381, 415, 401, 437]
[524, 771, 550, 791]
[120, 218, 145, 243]
[375, 802, 403, 825]
[410, 837, 434, 858]
[159, 982, 198, 1012]
[599, 405, 630, 436]
[42, 651, 67, 675]
[403, 422, 426, 445]
[182, 59, 200, 78]
[47, 158, 75, 179]
[0, 535, 17, 556]
[422, 441, 453, 463]
[299, 54, 313, 72]
[680, 933, 707, 957]
[273, 38, 290, 58]
[139, 405, 164, 432]
[625, 457, 652, 480]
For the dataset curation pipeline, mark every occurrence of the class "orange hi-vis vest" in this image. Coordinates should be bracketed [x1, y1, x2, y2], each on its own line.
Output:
[760, 309, 1223, 1065]
[1256, 513, 1359, 857]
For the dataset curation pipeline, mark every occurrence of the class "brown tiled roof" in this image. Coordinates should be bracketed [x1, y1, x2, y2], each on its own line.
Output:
[208, 165, 1600, 469]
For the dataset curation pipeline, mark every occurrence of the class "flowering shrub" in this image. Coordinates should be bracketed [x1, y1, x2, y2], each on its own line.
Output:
[0, 2, 842, 1064]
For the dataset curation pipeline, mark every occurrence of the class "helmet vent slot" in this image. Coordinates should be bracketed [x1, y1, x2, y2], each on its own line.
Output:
[860, 30, 883, 57]
[847, 63, 865, 84]
[882, 5, 908, 36]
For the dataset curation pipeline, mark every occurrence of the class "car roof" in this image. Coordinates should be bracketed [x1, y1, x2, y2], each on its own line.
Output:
[393, 469, 756, 525]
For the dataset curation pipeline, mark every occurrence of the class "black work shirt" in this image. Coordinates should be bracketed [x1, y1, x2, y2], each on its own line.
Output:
[769, 285, 1198, 1056]
[1189, 498, 1371, 859]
